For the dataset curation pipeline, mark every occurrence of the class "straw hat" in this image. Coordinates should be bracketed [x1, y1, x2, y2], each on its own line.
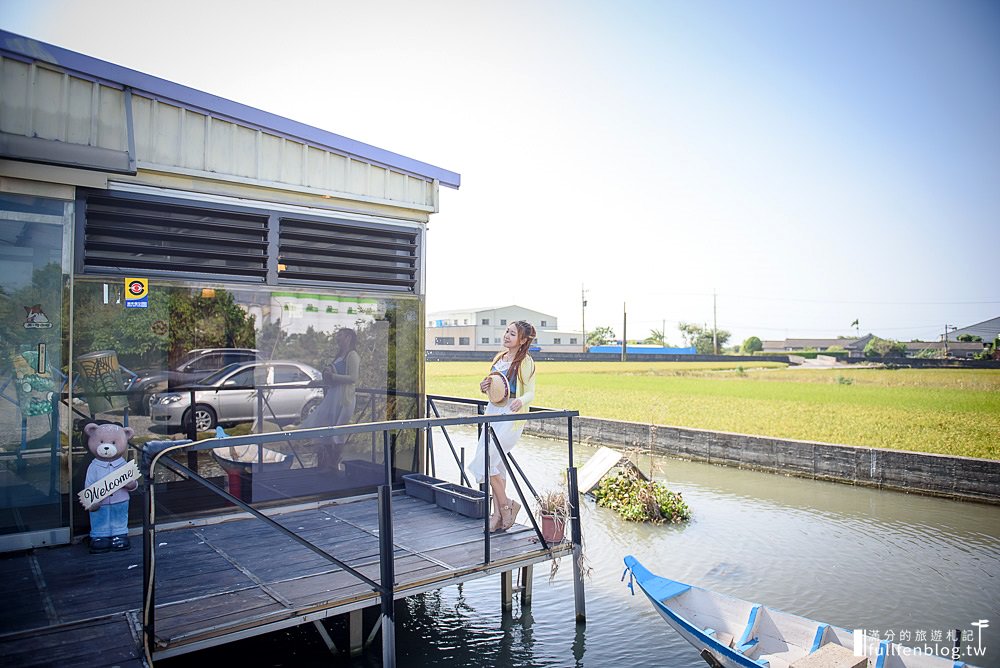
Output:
[486, 372, 510, 405]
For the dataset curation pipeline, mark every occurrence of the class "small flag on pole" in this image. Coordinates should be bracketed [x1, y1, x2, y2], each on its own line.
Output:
[850, 319, 859, 328]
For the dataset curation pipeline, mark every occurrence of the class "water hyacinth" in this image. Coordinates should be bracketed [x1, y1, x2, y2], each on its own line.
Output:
[593, 469, 691, 524]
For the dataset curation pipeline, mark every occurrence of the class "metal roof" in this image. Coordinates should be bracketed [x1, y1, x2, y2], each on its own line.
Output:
[0, 30, 460, 189]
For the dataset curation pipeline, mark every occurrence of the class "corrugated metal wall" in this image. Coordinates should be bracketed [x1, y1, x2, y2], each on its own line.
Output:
[0, 56, 435, 211]
[1, 57, 126, 151]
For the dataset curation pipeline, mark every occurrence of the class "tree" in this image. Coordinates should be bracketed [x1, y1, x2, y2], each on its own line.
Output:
[741, 336, 763, 354]
[70, 285, 257, 371]
[678, 322, 730, 355]
[957, 334, 982, 343]
[587, 326, 615, 347]
[644, 328, 668, 346]
[863, 336, 906, 358]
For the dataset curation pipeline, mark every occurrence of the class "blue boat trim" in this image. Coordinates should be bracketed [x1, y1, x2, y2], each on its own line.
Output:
[625, 556, 975, 668]
[811, 624, 830, 653]
[875, 639, 890, 668]
[0, 29, 461, 189]
[737, 604, 762, 655]
[623, 555, 766, 668]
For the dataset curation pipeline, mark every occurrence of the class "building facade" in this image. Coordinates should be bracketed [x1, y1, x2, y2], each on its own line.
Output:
[427, 305, 583, 352]
[0, 31, 459, 551]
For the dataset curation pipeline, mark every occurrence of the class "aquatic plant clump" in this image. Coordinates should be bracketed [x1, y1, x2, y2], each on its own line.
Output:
[593, 472, 691, 524]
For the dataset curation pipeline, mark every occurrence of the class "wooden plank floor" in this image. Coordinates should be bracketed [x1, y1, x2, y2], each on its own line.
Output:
[0, 491, 571, 663]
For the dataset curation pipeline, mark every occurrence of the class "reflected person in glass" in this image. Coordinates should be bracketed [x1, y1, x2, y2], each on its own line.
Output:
[299, 328, 360, 471]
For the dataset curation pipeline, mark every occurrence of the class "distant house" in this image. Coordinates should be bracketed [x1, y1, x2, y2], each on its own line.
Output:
[764, 334, 983, 359]
[944, 316, 1000, 343]
[904, 341, 984, 359]
[426, 305, 583, 352]
[761, 338, 858, 353]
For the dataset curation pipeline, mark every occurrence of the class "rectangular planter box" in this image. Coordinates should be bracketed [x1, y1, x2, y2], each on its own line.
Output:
[342, 459, 393, 487]
[402, 473, 447, 503]
[434, 482, 486, 519]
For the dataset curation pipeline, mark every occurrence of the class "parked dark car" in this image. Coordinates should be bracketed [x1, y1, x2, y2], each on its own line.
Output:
[127, 348, 258, 414]
[149, 360, 323, 432]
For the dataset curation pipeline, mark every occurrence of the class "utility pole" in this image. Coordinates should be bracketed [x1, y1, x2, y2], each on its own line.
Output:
[662, 318, 666, 348]
[944, 324, 956, 357]
[712, 289, 718, 355]
[622, 302, 627, 362]
[581, 284, 588, 353]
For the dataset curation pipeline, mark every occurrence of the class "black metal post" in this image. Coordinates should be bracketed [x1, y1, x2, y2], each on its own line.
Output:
[494, 439, 547, 549]
[377, 485, 396, 667]
[383, 431, 392, 486]
[567, 416, 586, 622]
[483, 422, 491, 565]
[140, 446, 155, 659]
[187, 389, 198, 471]
[370, 394, 377, 461]
[428, 399, 471, 486]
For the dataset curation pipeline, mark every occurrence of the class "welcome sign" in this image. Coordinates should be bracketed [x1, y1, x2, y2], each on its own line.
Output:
[78, 460, 142, 509]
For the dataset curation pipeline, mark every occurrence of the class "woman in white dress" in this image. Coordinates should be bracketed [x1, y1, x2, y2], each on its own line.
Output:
[470, 320, 537, 532]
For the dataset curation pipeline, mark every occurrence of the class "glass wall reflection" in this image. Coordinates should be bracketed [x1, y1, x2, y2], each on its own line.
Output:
[71, 279, 422, 528]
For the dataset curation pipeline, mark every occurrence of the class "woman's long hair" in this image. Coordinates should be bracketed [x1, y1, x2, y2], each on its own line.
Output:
[337, 328, 358, 355]
[506, 320, 537, 385]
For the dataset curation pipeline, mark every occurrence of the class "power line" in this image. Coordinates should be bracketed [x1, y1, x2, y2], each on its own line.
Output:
[589, 288, 1000, 306]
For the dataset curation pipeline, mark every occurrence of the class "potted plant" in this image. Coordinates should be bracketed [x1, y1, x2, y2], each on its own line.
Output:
[536, 488, 570, 543]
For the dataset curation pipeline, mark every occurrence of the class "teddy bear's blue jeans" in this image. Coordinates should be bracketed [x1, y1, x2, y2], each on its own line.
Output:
[90, 500, 129, 538]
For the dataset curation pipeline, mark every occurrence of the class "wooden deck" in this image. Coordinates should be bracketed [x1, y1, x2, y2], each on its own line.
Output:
[0, 491, 571, 665]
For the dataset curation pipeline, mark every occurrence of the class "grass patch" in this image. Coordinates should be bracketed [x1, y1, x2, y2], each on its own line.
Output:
[426, 361, 1000, 460]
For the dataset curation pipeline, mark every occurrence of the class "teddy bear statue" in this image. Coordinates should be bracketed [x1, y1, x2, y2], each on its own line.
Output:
[82, 422, 138, 553]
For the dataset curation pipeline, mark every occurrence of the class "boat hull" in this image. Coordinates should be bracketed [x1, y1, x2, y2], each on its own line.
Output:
[623, 555, 974, 668]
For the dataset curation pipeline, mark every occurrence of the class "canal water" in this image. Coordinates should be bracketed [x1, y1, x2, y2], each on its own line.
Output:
[179, 427, 1000, 667]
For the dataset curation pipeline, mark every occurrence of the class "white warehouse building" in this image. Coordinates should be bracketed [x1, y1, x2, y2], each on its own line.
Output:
[427, 305, 583, 353]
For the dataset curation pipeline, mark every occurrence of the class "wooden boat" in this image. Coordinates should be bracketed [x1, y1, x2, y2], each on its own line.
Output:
[210, 426, 292, 472]
[623, 556, 974, 668]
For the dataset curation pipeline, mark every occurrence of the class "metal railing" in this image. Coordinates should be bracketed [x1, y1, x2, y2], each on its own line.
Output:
[135, 400, 581, 667]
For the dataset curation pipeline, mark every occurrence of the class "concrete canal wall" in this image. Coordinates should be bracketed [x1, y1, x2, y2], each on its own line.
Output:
[436, 404, 999, 504]
[529, 416, 1000, 504]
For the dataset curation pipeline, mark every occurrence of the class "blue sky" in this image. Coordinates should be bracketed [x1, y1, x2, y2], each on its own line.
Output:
[3, 0, 998, 344]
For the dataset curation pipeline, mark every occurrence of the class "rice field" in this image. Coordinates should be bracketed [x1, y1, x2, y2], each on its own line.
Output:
[426, 361, 1000, 460]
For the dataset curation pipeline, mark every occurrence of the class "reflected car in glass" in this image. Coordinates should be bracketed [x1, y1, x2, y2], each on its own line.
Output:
[149, 360, 323, 432]
[127, 348, 259, 415]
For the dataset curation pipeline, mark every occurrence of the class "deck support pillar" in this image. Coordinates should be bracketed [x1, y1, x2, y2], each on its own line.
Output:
[520, 565, 533, 607]
[501, 570, 513, 611]
[567, 419, 587, 623]
[571, 540, 586, 622]
[312, 620, 339, 655]
[349, 609, 363, 656]
[377, 483, 396, 668]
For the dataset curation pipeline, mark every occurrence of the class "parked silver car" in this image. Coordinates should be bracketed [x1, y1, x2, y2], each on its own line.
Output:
[150, 360, 324, 432]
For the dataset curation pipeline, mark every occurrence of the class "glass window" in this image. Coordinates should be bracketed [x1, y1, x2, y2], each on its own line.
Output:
[459, 337, 469, 346]
[554, 338, 561, 344]
[71, 278, 423, 527]
[500, 319, 506, 325]
[0, 193, 73, 549]
[185, 353, 224, 373]
[540, 320, 548, 327]
[224, 367, 255, 387]
[435, 337, 455, 345]
[570, 338, 578, 345]
[481, 318, 489, 325]
[481, 338, 489, 344]
[273, 364, 309, 383]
